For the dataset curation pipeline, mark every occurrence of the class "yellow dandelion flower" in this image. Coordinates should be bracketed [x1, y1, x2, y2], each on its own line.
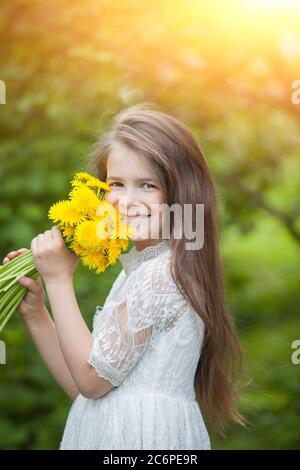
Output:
[69, 240, 89, 257]
[97, 218, 119, 243]
[115, 218, 135, 240]
[81, 251, 110, 274]
[48, 200, 87, 227]
[71, 172, 110, 193]
[74, 220, 106, 251]
[107, 241, 123, 263]
[62, 225, 75, 239]
[102, 207, 135, 240]
[71, 172, 93, 186]
[92, 202, 123, 240]
[93, 201, 134, 240]
[95, 200, 117, 219]
[119, 237, 130, 250]
[69, 185, 101, 218]
[95, 256, 111, 274]
[85, 175, 110, 192]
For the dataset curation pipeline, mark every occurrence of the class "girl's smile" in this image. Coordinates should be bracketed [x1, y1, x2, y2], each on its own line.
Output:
[122, 214, 151, 218]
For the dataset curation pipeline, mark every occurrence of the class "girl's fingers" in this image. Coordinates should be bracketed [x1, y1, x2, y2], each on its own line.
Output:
[2, 248, 28, 264]
[44, 230, 52, 245]
[7, 251, 17, 257]
[2, 251, 17, 263]
[31, 237, 38, 253]
[37, 233, 46, 250]
[18, 276, 42, 293]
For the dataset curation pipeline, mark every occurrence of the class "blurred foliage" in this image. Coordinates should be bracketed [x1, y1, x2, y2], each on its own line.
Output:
[0, 0, 299, 450]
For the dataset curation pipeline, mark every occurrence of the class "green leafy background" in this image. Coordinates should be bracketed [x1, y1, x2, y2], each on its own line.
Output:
[0, 0, 299, 449]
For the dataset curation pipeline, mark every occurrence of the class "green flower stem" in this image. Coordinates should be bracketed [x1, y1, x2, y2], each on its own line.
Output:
[0, 250, 39, 333]
[0, 287, 26, 333]
[0, 271, 40, 333]
[0, 282, 23, 320]
[0, 266, 37, 293]
[0, 251, 37, 280]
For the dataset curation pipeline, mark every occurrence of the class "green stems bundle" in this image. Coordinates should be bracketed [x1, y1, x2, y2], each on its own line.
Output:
[0, 250, 39, 333]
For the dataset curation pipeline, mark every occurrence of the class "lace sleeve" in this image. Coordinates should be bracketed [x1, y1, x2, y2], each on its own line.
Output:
[86, 254, 190, 387]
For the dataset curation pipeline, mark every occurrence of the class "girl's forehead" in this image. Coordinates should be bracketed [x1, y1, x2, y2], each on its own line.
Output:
[108, 144, 143, 165]
[106, 146, 156, 179]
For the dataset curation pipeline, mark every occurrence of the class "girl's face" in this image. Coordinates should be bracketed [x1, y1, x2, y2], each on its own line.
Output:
[104, 142, 167, 250]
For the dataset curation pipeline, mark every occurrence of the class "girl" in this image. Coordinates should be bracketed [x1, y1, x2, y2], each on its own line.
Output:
[3, 102, 246, 450]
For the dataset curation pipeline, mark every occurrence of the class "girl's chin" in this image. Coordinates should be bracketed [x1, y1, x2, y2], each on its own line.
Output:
[129, 232, 161, 241]
[124, 215, 151, 221]
[126, 217, 151, 228]
[129, 233, 150, 241]
[126, 216, 161, 240]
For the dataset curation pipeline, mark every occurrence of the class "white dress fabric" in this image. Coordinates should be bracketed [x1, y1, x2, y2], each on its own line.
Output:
[59, 239, 211, 450]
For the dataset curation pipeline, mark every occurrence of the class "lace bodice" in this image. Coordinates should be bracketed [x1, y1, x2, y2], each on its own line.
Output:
[86, 239, 205, 392]
[118, 239, 171, 275]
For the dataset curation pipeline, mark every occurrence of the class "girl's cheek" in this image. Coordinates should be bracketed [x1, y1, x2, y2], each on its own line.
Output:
[145, 192, 164, 205]
[104, 192, 116, 204]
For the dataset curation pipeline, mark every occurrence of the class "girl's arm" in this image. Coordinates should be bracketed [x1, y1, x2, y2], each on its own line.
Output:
[31, 226, 114, 400]
[2, 249, 79, 400]
[22, 304, 80, 401]
[44, 277, 114, 399]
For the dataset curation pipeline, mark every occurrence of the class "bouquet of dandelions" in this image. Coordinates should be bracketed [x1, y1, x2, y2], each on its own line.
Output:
[0, 171, 134, 333]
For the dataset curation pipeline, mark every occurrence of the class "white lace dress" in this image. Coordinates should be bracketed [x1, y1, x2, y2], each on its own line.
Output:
[59, 239, 211, 450]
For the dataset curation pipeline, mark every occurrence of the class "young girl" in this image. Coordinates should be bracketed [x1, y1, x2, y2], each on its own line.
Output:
[3, 103, 246, 450]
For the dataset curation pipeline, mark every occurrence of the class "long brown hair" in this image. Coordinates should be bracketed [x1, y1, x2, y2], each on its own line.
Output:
[87, 102, 247, 436]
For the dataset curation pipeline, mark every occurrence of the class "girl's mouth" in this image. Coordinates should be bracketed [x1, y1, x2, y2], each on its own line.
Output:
[121, 213, 151, 218]
[127, 215, 151, 219]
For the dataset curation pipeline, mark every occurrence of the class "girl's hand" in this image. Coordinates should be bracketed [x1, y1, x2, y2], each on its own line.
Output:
[2, 248, 46, 322]
[31, 226, 80, 283]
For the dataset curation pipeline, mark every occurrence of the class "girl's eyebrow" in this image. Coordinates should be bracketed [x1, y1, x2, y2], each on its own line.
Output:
[107, 176, 159, 183]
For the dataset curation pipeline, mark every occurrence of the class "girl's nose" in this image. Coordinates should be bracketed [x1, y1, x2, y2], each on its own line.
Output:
[119, 200, 144, 219]
[119, 189, 140, 208]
